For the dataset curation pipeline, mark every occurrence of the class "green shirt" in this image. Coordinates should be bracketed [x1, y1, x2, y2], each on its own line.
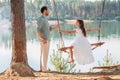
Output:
[37, 16, 51, 41]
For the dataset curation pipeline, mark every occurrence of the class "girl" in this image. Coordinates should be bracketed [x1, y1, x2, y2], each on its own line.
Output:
[59, 20, 103, 64]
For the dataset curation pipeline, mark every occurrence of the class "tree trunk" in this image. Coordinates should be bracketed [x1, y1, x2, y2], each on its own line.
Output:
[5, 0, 34, 77]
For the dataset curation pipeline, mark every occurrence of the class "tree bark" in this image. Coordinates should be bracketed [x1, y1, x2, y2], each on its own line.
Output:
[5, 0, 34, 77]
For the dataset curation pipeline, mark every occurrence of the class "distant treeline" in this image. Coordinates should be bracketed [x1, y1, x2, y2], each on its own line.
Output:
[0, 0, 120, 21]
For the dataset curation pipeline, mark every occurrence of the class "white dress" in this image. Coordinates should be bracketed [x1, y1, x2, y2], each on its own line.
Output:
[71, 28, 94, 65]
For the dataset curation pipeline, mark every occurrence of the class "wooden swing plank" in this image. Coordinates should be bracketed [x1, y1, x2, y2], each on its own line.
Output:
[93, 65, 120, 69]
[92, 42, 105, 46]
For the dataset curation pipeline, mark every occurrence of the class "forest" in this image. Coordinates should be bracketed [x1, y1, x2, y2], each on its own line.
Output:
[0, 0, 120, 21]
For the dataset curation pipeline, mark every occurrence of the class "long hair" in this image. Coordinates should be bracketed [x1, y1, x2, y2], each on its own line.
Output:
[77, 20, 86, 37]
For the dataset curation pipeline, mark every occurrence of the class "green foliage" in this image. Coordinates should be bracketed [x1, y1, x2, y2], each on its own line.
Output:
[98, 49, 119, 66]
[89, 68, 94, 72]
[50, 45, 76, 73]
[0, 0, 120, 20]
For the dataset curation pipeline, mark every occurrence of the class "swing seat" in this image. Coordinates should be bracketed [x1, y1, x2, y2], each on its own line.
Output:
[93, 41, 105, 46]
[92, 41, 105, 50]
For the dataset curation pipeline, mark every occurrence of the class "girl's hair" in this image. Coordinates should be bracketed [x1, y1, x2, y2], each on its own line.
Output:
[77, 20, 86, 37]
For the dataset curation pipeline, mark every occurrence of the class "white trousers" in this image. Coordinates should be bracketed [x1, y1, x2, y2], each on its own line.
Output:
[40, 41, 50, 71]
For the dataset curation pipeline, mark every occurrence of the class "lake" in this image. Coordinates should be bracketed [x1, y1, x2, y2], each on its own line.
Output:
[0, 20, 120, 73]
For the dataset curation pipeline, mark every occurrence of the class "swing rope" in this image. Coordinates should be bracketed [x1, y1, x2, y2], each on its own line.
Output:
[92, 0, 106, 50]
[98, 0, 106, 41]
[52, 0, 64, 47]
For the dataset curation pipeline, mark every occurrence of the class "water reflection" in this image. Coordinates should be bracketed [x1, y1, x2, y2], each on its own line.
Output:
[0, 21, 120, 73]
[0, 20, 11, 48]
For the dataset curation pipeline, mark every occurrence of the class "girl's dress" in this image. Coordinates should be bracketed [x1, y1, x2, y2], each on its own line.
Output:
[71, 28, 94, 65]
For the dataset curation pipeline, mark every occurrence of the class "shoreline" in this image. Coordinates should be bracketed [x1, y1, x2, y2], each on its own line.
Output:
[25, 19, 117, 26]
[48, 19, 117, 25]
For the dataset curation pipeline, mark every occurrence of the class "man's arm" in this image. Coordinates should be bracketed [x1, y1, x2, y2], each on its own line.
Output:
[37, 18, 47, 43]
[37, 30, 47, 44]
[50, 24, 60, 31]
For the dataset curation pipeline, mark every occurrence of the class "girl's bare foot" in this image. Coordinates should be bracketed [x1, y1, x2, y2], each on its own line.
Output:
[68, 59, 74, 63]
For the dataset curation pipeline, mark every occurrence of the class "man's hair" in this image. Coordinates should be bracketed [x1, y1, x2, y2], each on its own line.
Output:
[41, 6, 48, 13]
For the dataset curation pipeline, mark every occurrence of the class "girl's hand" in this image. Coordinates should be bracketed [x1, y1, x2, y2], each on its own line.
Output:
[56, 24, 60, 28]
[59, 30, 63, 33]
[96, 28, 100, 31]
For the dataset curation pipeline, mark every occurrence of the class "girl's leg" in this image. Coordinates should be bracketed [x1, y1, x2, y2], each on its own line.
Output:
[59, 46, 72, 53]
[68, 46, 74, 63]
[59, 46, 74, 63]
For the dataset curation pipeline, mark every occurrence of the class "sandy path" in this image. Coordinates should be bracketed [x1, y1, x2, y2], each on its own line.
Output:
[0, 72, 120, 80]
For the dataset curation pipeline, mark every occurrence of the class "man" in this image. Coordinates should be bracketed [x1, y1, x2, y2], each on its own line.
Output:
[37, 6, 60, 72]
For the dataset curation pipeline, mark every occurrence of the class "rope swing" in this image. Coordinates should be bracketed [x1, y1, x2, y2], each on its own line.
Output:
[52, 0, 64, 47]
[92, 0, 106, 50]
[52, 0, 105, 50]
[98, 0, 106, 41]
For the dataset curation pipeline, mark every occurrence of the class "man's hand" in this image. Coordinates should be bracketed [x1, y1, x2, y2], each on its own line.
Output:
[42, 38, 47, 44]
[56, 23, 60, 29]
[37, 30, 48, 44]
[50, 23, 60, 31]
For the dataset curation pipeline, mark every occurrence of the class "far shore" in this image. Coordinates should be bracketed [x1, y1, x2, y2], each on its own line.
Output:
[48, 19, 117, 25]
[26, 19, 117, 27]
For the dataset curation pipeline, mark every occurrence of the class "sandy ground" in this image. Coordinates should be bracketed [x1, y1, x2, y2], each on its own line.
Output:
[0, 72, 120, 80]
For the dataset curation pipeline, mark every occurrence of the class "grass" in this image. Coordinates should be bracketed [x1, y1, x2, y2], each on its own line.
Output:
[98, 49, 119, 66]
[50, 45, 76, 73]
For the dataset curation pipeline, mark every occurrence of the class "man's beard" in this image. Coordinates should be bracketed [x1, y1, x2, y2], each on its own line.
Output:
[46, 13, 49, 16]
